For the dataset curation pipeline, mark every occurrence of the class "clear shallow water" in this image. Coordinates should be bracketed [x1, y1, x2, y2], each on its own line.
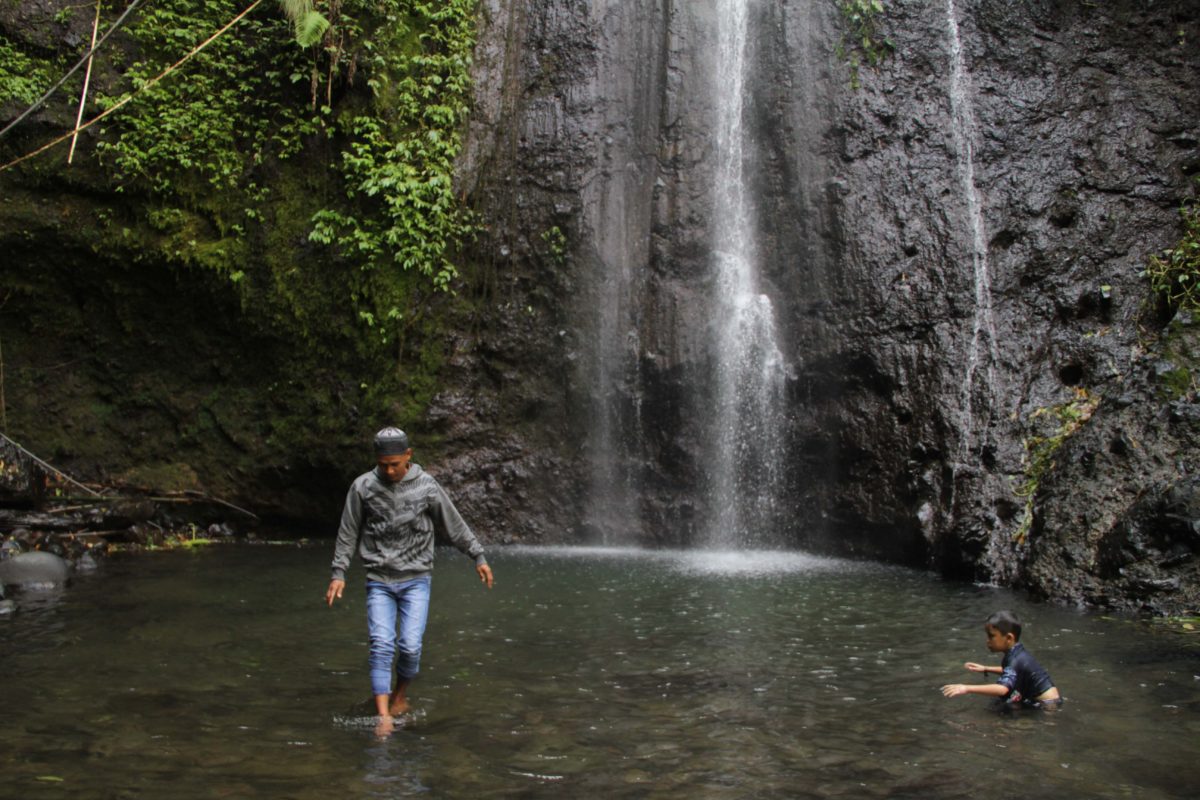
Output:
[1, 544, 1198, 799]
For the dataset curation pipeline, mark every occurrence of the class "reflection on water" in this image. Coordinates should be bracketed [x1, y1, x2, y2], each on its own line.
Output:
[1, 544, 1198, 799]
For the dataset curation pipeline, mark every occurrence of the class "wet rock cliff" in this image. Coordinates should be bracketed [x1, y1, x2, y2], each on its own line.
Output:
[461, 0, 1199, 612]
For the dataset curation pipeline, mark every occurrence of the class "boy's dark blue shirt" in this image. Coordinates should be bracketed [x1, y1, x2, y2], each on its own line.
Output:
[997, 642, 1055, 703]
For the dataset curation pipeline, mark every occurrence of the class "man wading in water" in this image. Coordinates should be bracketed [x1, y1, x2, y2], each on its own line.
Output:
[325, 427, 493, 735]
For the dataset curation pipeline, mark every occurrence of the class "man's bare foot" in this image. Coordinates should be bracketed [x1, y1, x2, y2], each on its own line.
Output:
[374, 714, 395, 738]
[388, 680, 411, 716]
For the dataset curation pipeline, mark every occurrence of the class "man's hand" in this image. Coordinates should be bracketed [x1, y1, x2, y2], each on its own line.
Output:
[477, 563, 494, 589]
[964, 662, 988, 673]
[941, 683, 969, 698]
[326, 579, 345, 606]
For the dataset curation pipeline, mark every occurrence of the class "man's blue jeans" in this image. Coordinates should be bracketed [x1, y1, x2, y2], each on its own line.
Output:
[365, 576, 432, 697]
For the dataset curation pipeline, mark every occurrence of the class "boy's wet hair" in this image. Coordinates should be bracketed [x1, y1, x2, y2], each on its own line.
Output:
[986, 610, 1022, 641]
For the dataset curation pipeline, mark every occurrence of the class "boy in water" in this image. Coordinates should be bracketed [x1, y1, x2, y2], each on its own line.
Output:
[941, 610, 1062, 707]
[325, 427, 494, 735]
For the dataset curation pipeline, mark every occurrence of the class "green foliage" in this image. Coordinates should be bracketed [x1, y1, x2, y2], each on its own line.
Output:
[836, 0, 893, 89]
[294, 11, 330, 47]
[6, 0, 480, 459]
[94, 0, 314, 194]
[1155, 313, 1200, 401]
[1012, 388, 1100, 544]
[278, 0, 330, 47]
[540, 226, 567, 266]
[81, 0, 478, 352]
[0, 36, 63, 107]
[308, 0, 479, 322]
[1144, 201, 1200, 313]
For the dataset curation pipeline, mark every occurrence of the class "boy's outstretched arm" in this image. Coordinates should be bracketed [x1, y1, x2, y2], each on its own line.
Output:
[964, 662, 998, 674]
[941, 682, 1009, 698]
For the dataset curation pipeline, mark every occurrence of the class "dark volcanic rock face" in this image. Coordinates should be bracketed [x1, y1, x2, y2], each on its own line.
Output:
[1020, 314, 1200, 614]
[461, 0, 1200, 610]
[828, 0, 1199, 604]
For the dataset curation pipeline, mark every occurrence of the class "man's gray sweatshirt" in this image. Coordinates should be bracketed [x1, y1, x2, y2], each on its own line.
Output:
[330, 463, 487, 583]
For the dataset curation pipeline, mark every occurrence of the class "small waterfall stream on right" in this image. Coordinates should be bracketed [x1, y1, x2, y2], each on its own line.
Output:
[945, 0, 1000, 462]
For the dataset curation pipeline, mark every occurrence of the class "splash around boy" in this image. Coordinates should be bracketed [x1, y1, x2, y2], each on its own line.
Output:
[941, 610, 1062, 707]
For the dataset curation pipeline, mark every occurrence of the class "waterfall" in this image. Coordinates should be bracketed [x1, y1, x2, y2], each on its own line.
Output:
[704, 0, 789, 548]
[945, 0, 998, 459]
[585, 227, 642, 545]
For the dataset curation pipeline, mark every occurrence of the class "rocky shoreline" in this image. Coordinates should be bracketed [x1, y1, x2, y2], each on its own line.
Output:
[0, 431, 255, 614]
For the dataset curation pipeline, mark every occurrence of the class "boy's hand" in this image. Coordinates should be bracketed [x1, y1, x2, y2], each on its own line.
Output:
[964, 662, 988, 673]
[941, 683, 969, 698]
[477, 563, 494, 589]
[326, 579, 345, 606]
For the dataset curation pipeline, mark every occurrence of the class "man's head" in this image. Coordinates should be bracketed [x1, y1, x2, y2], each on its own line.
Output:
[373, 427, 412, 483]
[984, 610, 1021, 653]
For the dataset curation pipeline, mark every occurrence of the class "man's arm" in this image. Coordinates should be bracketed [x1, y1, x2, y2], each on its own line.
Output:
[427, 482, 493, 589]
[326, 482, 364, 605]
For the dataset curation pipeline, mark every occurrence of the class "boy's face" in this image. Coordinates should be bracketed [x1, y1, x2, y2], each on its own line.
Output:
[984, 624, 1016, 653]
[377, 450, 413, 483]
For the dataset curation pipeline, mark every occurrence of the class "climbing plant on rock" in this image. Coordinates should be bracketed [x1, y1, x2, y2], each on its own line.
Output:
[309, 0, 478, 313]
[836, 0, 893, 88]
[1144, 200, 1200, 314]
[1013, 388, 1101, 545]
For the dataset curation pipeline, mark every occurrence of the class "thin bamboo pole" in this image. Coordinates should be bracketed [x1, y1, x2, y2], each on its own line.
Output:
[0, 0, 265, 173]
[68, 0, 104, 165]
[0, 431, 101, 497]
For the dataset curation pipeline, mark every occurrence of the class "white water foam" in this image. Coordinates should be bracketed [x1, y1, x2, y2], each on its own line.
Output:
[331, 708, 426, 731]
[506, 545, 858, 576]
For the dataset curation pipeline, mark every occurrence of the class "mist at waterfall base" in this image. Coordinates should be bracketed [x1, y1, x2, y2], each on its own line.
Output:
[3, 545, 1197, 799]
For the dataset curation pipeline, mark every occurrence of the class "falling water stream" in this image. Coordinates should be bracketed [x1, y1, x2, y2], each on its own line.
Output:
[2, 545, 1197, 799]
[945, 0, 1000, 460]
[706, 0, 789, 547]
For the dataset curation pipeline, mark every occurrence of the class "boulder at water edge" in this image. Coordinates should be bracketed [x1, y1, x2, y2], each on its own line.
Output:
[0, 551, 70, 589]
[0, 573, 14, 615]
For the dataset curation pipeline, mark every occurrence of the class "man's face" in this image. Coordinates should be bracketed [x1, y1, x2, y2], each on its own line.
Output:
[984, 624, 1015, 653]
[377, 451, 413, 483]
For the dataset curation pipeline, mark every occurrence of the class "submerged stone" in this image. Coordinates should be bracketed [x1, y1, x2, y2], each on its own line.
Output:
[0, 551, 70, 589]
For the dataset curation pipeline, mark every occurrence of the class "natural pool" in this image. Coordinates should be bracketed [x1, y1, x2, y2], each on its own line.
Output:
[1, 543, 1197, 799]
